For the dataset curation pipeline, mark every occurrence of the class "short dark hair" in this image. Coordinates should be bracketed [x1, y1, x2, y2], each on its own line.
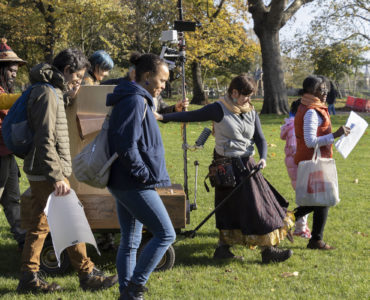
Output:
[227, 74, 256, 96]
[52, 48, 90, 74]
[129, 52, 166, 82]
[300, 75, 325, 95]
[290, 99, 301, 115]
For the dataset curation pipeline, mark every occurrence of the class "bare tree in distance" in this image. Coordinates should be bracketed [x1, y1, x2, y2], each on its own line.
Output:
[247, 0, 315, 114]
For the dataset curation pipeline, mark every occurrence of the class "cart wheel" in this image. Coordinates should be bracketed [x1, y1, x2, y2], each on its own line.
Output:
[40, 236, 70, 275]
[138, 241, 175, 272]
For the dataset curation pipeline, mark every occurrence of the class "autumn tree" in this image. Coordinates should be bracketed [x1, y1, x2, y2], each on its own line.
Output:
[182, 0, 259, 104]
[0, 0, 132, 67]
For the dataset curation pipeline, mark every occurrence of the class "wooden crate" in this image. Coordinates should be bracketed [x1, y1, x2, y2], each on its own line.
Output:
[78, 184, 186, 230]
[20, 184, 186, 230]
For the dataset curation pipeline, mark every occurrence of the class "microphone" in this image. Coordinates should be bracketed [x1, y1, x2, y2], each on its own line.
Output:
[195, 128, 212, 147]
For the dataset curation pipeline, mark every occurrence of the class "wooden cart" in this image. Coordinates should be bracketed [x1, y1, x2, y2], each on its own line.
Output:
[21, 85, 187, 274]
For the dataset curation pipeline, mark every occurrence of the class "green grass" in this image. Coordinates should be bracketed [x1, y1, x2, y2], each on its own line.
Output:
[0, 100, 369, 299]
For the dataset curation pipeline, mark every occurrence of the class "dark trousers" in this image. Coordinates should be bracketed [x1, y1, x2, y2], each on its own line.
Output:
[294, 206, 329, 241]
[0, 155, 26, 245]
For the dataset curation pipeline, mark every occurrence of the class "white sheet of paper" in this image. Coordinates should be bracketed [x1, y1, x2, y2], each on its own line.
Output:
[335, 111, 368, 159]
[44, 189, 100, 266]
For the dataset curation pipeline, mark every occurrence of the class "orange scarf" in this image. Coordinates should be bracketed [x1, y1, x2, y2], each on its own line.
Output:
[301, 93, 327, 109]
[220, 94, 254, 114]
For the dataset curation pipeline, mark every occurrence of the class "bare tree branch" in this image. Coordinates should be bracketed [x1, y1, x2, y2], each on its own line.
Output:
[281, 0, 315, 27]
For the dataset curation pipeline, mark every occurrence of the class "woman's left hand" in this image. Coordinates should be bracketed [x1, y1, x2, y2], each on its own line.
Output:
[257, 159, 266, 169]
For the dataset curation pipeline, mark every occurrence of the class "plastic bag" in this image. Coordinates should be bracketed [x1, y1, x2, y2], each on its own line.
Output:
[44, 189, 100, 266]
[295, 146, 340, 207]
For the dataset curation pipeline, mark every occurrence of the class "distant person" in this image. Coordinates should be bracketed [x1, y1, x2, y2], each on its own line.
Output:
[0, 38, 27, 250]
[326, 80, 338, 115]
[280, 99, 311, 239]
[83, 50, 114, 85]
[157, 74, 294, 264]
[294, 75, 350, 250]
[17, 48, 118, 293]
[106, 52, 176, 299]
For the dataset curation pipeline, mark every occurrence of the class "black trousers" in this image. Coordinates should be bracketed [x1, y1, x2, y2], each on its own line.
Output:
[0, 154, 26, 245]
[294, 206, 329, 241]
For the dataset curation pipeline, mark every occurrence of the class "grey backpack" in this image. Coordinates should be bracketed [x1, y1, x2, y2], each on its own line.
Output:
[72, 101, 148, 188]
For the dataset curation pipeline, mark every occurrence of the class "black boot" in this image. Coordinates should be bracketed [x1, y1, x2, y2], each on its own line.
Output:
[16, 271, 62, 293]
[213, 245, 244, 261]
[119, 281, 148, 300]
[261, 247, 293, 264]
[79, 266, 118, 291]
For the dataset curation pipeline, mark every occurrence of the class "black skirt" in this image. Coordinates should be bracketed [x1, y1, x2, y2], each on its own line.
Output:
[214, 152, 289, 236]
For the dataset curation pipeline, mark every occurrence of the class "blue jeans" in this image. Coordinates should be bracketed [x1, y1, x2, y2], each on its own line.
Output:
[109, 187, 176, 292]
[328, 103, 336, 115]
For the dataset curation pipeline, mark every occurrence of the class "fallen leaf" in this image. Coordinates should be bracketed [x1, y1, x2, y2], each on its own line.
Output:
[270, 152, 276, 157]
[280, 271, 299, 278]
[353, 231, 368, 237]
[268, 143, 277, 147]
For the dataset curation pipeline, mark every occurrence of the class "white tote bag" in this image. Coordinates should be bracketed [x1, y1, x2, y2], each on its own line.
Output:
[295, 146, 340, 207]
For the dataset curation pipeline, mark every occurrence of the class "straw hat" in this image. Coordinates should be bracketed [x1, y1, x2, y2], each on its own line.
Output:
[0, 38, 26, 65]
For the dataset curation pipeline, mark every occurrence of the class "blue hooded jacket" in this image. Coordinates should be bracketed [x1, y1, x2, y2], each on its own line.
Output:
[106, 81, 171, 190]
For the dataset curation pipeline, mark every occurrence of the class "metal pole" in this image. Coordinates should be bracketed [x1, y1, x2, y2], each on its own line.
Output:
[178, 0, 189, 209]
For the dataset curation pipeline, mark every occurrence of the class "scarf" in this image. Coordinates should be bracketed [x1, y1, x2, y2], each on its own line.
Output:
[301, 93, 327, 109]
[220, 94, 254, 114]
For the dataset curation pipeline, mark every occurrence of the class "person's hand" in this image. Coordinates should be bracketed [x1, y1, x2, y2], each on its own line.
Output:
[175, 98, 189, 112]
[65, 83, 81, 100]
[257, 159, 266, 169]
[333, 126, 351, 139]
[153, 111, 163, 121]
[53, 179, 70, 196]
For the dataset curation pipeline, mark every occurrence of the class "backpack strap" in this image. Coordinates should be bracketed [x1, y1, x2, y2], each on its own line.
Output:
[142, 99, 148, 123]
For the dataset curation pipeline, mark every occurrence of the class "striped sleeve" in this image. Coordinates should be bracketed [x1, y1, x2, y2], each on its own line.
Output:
[303, 109, 334, 148]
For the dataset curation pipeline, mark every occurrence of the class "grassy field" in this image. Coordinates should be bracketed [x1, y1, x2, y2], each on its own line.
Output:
[0, 99, 369, 300]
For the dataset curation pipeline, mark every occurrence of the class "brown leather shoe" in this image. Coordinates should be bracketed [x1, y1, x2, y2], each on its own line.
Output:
[79, 267, 118, 291]
[16, 271, 62, 293]
[307, 240, 335, 250]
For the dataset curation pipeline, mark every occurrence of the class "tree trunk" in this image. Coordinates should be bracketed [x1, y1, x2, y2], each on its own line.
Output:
[191, 61, 207, 105]
[258, 30, 289, 114]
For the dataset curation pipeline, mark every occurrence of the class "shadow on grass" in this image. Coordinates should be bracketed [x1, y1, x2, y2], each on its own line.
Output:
[0, 243, 22, 277]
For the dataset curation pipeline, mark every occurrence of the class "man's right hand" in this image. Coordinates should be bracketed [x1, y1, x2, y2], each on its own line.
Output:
[53, 180, 70, 196]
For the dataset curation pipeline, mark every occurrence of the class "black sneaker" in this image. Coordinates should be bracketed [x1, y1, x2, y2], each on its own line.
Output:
[213, 245, 244, 261]
[119, 282, 148, 300]
[79, 267, 118, 291]
[16, 271, 62, 294]
[261, 247, 292, 264]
